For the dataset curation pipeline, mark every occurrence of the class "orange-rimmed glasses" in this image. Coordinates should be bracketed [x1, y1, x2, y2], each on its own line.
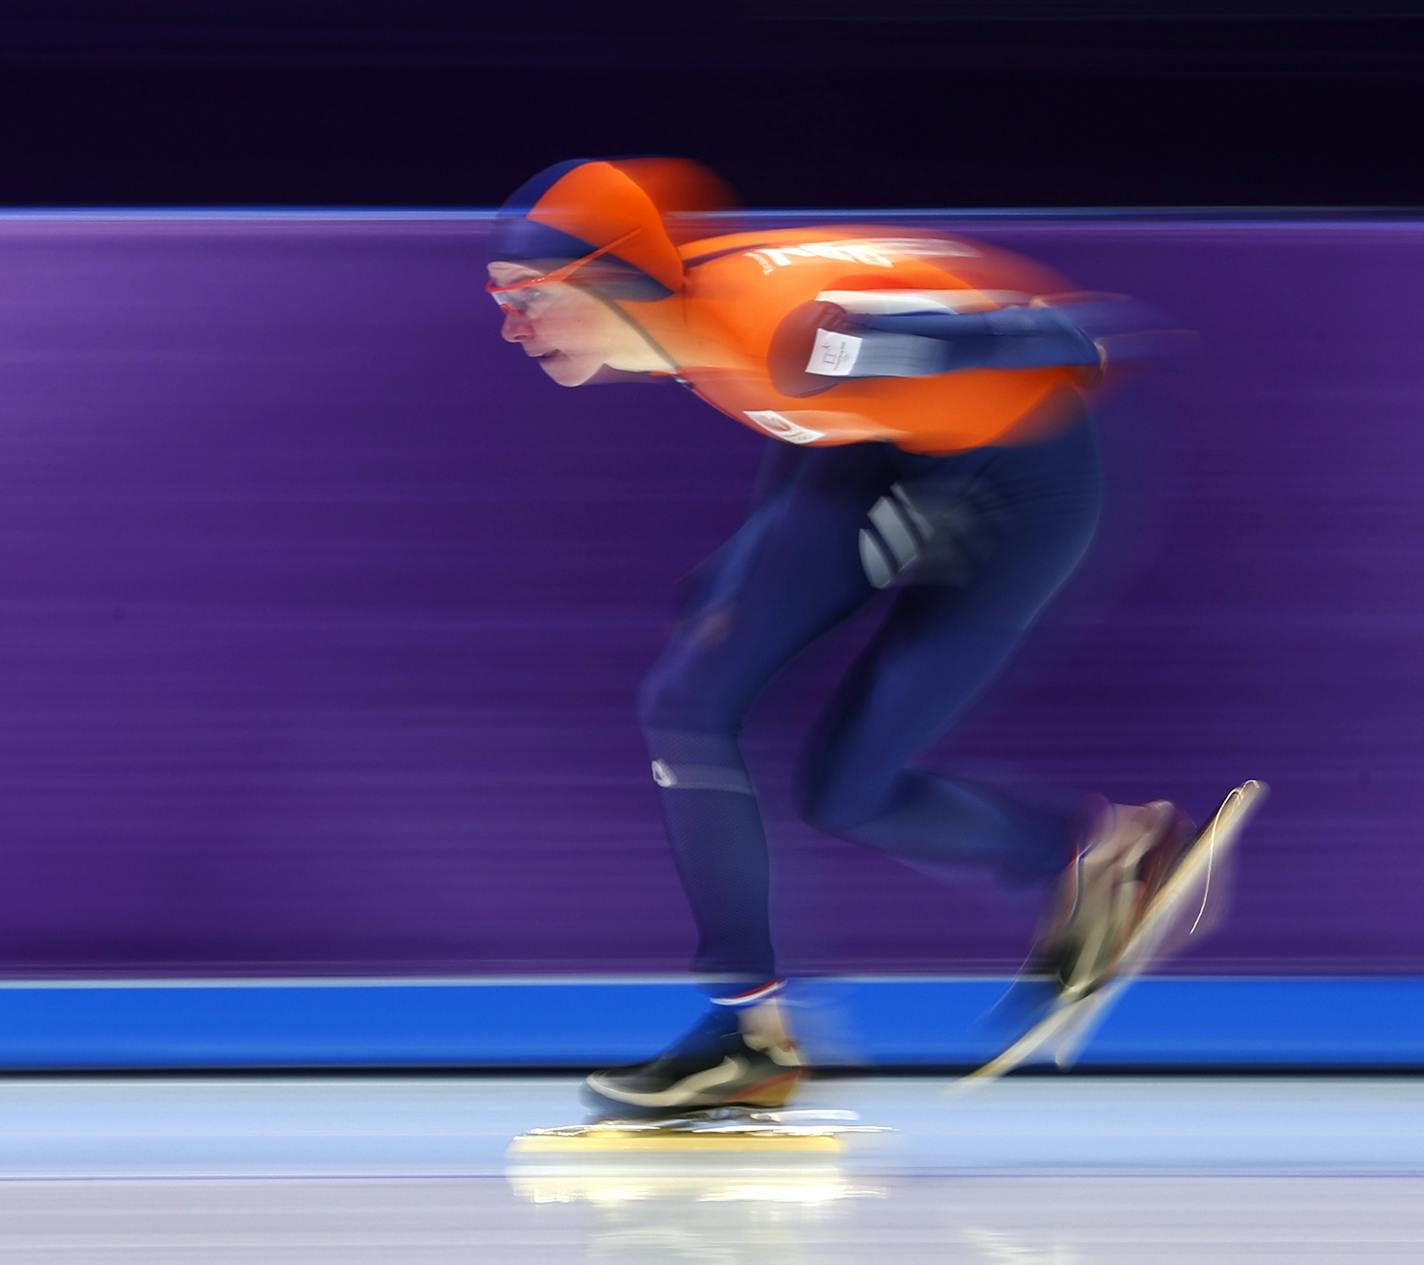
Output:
[486, 229, 640, 316]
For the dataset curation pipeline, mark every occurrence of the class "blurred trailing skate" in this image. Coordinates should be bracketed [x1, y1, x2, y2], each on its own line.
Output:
[582, 999, 805, 1117]
[1038, 795, 1199, 1003]
[956, 780, 1267, 1089]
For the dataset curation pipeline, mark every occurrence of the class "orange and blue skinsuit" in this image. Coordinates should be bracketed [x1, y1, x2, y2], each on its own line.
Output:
[490, 159, 1112, 993]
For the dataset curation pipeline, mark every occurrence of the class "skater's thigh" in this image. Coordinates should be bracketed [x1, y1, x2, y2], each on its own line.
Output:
[803, 419, 1103, 782]
[639, 445, 894, 729]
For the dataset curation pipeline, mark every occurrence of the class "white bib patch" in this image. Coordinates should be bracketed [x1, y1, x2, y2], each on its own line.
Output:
[806, 328, 863, 376]
[744, 410, 827, 444]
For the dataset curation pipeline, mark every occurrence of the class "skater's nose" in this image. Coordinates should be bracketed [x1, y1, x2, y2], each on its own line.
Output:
[501, 309, 535, 343]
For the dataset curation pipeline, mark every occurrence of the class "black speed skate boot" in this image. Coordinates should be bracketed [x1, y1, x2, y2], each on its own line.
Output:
[1034, 796, 1197, 1002]
[583, 998, 804, 1119]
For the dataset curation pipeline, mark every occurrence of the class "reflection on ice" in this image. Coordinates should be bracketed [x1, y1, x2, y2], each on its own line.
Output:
[508, 1172, 888, 1206]
[0, 1076, 1419, 1262]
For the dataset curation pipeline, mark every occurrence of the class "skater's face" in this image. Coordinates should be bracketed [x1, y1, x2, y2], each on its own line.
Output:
[487, 261, 623, 387]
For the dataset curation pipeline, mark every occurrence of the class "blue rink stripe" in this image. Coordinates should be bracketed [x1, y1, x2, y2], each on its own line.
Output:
[0, 977, 1419, 1070]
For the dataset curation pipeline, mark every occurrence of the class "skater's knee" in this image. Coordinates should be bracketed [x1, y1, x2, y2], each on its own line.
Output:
[795, 762, 885, 836]
[637, 659, 740, 733]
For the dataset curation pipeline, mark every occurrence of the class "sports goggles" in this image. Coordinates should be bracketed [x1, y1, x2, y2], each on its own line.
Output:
[486, 230, 640, 316]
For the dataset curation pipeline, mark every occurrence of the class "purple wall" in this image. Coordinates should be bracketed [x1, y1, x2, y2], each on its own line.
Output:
[1, 214, 1420, 978]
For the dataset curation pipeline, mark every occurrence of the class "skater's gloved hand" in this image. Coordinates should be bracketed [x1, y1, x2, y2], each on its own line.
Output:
[1025, 292, 1200, 381]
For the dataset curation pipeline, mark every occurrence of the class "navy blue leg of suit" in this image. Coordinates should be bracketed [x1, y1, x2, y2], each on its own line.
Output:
[637, 406, 1103, 989]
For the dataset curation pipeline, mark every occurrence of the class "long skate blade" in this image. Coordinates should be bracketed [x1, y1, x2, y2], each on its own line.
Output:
[948, 996, 1089, 1093]
[1050, 976, 1128, 1068]
[1046, 782, 1267, 1067]
[509, 1129, 847, 1155]
[509, 1108, 888, 1155]
[1113, 778, 1267, 974]
[950, 780, 1267, 1094]
[1054, 778, 1267, 1001]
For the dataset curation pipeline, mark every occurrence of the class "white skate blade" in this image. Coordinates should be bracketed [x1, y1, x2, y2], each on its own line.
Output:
[1118, 778, 1267, 972]
[508, 1108, 890, 1156]
[950, 780, 1268, 1094]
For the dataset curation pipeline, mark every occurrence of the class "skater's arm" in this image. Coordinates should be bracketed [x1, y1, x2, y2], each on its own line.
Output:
[766, 291, 1126, 396]
[805, 302, 1105, 380]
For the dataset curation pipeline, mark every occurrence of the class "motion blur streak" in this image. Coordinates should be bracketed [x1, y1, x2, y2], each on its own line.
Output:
[0, 213, 1420, 977]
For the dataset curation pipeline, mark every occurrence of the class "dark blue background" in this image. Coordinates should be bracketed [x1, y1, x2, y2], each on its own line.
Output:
[1, 2, 1421, 208]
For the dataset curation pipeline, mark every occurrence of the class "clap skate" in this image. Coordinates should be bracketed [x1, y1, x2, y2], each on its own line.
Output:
[581, 998, 804, 1116]
[510, 999, 889, 1156]
[955, 779, 1267, 1089]
[1039, 794, 1198, 1004]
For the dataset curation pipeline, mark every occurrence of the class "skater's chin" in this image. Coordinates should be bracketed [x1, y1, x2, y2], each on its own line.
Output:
[533, 350, 598, 387]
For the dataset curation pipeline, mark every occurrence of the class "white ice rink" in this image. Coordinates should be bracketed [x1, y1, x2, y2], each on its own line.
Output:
[1, 1075, 1421, 1262]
